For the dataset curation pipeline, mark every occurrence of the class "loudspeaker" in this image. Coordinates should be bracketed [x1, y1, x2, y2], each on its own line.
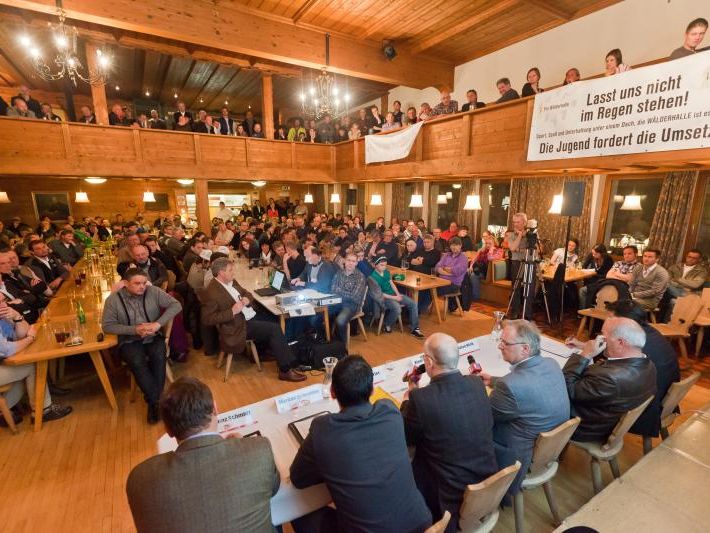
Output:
[346, 188, 357, 206]
[561, 182, 585, 217]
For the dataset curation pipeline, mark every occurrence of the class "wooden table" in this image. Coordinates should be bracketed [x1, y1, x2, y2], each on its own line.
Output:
[541, 265, 597, 283]
[387, 266, 451, 323]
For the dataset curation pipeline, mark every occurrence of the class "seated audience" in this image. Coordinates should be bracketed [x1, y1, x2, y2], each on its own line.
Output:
[117, 245, 169, 288]
[605, 48, 631, 75]
[290, 355, 432, 533]
[440, 221, 458, 241]
[181, 238, 204, 273]
[348, 123, 361, 140]
[666, 248, 708, 297]
[461, 89, 486, 111]
[26, 240, 68, 293]
[418, 102, 434, 121]
[370, 256, 424, 338]
[432, 90, 458, 116]
[563, 67, 581, 85]
[563, 317, 657, 442]
[78, 105, 96, 124]
[457, 225, 474, 252]
[109, 103, 130, 126]
[628, 249, 669, 311]
[329, 252, 367, 341]
[282, 242, 306, 281]
[40, 103, 61, 121]
[6, 96, 37, 118]
[201, 258, 305, 382]
[381, 112, 400, 131]
[480, 320, 569, 498]
[49, 229, 84, 266]
[495, 77, 520, 103]
[102, 269, 182, 424]
[606, 245, 639, 283]
[403, 106, 418, 125]
[578, 243, 614, 307]
[172, 101, 193, 128]
[0, 298, 72, 423]
[435, 237, 469, 310]
[521, 67, 544, 96]
[550, 239, 579, 267]
[401, 333, 497, 531]
[468, 232, 504, 299]
[148, 109, 167, 129]
[669, 17, 708, 59]
[126, 377, 279, 533]
[292, 246, 337, 293]
[0, 253, 47, 324]
[371, 229, 399, 266]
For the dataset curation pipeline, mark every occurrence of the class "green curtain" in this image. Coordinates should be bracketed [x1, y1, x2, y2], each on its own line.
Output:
[648, 171, 699, 267]
[508, 176, 594, 256]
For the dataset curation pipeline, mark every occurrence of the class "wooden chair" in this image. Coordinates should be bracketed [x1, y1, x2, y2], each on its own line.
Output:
[571, 396, 654, 494]
[692, 288, 710, 357]
[0, 383, 19, 434]
[652, 294, 704, 365]
[513, 417, 581, 533]
[217, 339, 262, 382]
[642, 371, 701, 453]
[424, 511, 451, 533]
[374, 305, 404, 335]
[331, 287, 369, 351]
[441, 290, 464, 320]
[577, 284, 618, 338]
[130, 318, 175, 402]
[458, 461, 521, 533]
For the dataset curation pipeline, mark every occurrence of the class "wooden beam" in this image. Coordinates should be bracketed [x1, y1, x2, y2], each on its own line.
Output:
[380, 94, 388, 114]
[194, 179, 210, 233]
[2, 0, 453, 89]
[407, 0, 518, 54]
[84, 42, 109, 125]
[523, 0, 573, 20]
[262, 73, 274, 140]
[292, 0, 319, 23]
[0, 50, 28, 87]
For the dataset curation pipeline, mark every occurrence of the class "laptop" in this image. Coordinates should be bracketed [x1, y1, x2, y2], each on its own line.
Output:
[255, 270, 286, 297]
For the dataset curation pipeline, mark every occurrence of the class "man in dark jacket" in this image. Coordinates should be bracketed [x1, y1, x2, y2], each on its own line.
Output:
[563, 317, 657, 442]
[117, 245, 168, 288]
[292, 246, 336, 293]
[401, 333, 497, 532]
[291, 355, 432, 533]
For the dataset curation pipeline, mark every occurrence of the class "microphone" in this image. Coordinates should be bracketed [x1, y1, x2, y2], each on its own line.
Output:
[467, 355, 482, 375]
[402, 363, 426, 383]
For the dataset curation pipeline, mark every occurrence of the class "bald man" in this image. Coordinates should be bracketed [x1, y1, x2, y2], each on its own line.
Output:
[400, 333, 497, 532]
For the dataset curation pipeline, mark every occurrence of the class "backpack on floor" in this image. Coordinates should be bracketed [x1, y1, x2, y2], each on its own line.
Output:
[291, 333, 348, 370]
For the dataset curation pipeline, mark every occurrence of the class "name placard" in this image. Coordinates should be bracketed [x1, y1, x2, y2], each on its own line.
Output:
[458, 338, 480, 358]
[275, 384, 324, 414]
[217, 406, 256, 433]
[372, 367, 385, 384]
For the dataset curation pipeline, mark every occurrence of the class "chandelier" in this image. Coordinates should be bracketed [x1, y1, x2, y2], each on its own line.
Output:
[19, 2, 110, 87]
[300, 34, 350, 119]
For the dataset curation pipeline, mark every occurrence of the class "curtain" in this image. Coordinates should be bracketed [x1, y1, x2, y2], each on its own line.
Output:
[391, 182, 409, 223]
[313, 185, 325, 215]
[648, 171, 698, 267]
[508, 176, 594, 256]
[456, 179, 480, 239]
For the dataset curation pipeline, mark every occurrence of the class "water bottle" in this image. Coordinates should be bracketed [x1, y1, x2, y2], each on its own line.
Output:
[76, 301, 86, 325]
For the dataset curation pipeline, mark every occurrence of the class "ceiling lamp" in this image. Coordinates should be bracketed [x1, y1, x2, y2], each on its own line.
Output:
[176, 179, 194, 185]
[548, 193, 563, 214]
[75, 191, 89, 203]
[0, 192, 10, 203]
[445, 191, 453, 199]
[300, 34, 349, 119]
[463, 194, 482, 210]
[409, 193, 424, 208]
[84, 177, 106, 184]
[452, 183, 462, 189]
[330, 192, 341, 204]
[370, 194, 383, 206]
[436, 194, 448, 204]
[613, 194, 624, 203]
[143, 191, 156, 203]
[18, 7, 110, 86]
[252, 180, 266, 187]
[304, 193, 314, 204]
[620, 194, 642, 211]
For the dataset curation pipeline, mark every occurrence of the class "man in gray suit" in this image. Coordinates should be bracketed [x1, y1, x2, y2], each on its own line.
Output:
[126, 377, 280, 533]
[480, 320, 570, 498]
[628, 249, 669, 311]
[49, 229, 84, 266]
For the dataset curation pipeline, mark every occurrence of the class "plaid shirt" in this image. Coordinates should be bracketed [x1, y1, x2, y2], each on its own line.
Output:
[610, 260, 637, 275]
[331, 268, 367, 307]
[432, 100, 459, 116]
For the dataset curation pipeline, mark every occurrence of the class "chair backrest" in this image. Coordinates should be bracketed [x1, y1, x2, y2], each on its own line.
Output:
[595, 284, 619, 310]
[359, 285, 369, 312]
[528, 417, 581, 477]
[366, 276, 384, 306]
[603, 395, 654, 451]
[424, 511, 451, 533]
[698, 287, 710, 320]
[458, 461, 521, 531]
[669, 294, 703, 332]
[660, 372, 700, 421]
[492, 260, 507, 282]
[162, 317, 174, 344]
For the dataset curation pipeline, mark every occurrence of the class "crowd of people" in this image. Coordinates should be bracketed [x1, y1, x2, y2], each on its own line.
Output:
[4, 17, 706, 145]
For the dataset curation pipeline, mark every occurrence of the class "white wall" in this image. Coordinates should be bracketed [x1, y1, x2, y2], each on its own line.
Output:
[355, 0, 705, 110]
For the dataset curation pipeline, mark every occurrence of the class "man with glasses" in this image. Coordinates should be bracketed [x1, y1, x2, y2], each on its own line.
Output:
[479, 319, 569, 500]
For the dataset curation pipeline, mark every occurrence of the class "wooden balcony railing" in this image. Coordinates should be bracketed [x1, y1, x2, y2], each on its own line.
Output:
[2, 97, 709, 182]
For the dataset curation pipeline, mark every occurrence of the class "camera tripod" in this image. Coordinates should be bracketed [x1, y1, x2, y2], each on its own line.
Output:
[505, 247, 551, 325]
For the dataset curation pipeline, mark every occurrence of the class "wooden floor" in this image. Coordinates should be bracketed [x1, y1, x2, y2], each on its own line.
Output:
[1, 302, 709, 533]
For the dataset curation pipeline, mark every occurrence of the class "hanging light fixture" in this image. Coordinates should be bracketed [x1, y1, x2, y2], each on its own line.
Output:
[613, 194, 624, 203]
[300, 34, 349, 119]
[452, 183, 462, 189]
[620, 194, 642, 210]
[251, 180, 267, 188]
[463, 194, 481, 210]
[75, 191, 89, 203]
[409, 193, 424, 208]
[436, 194, 448, 204]
[0, 191, 10, 203]
[330, 192, 341, 204]
[304, 185, 314, 204]
[143, 190, 156, 203]
[548, 193, 563, 214]
[369, 194, 383, 206]
[18, 2, 111, 87]
[445, 191, 453, 199]
[176, 179, 194, 185]
[84, 177, 106, 184]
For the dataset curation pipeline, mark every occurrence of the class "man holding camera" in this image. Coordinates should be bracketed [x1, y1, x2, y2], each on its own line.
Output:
[506, 213, 536, 320]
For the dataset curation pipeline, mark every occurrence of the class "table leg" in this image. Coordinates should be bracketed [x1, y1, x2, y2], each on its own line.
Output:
[430, 288, 443, 323]
[412, 289, 419, 306]
[34, 360, 48, 432]
[89, 351, 117, 410]
[323, 309, 331, 342]
[279, 315, 286, 335]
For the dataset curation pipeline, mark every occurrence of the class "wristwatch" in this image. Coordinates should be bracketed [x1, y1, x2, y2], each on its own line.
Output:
[13, 317, 23, 323]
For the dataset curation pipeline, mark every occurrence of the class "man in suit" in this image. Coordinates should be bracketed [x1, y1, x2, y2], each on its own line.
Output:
[0, 251, 48, 323]
[39, 103, 61, 121]
[292, 246, 337, 293]
[6, 96, 37, 119]
[401, 333, 497, 532]
[78, 105, 96, 124]
[563, 317, 657, 443]
[172, 101, 192, 129]
[217, 106, 235, 135]
[628, 249, 669, 311]
[15, 85, 42, 117]
[201, 258, 305, 382]
[242, 109, 256, 137]
[50, 229, 84, 266]
[126, 377, 279, 533]
[291, 355, 432, 533]
[26, 240, 69, 294]
[480, 320, 570, 498]
[495, 78, 520, 103]
[148, 109, 167, 130]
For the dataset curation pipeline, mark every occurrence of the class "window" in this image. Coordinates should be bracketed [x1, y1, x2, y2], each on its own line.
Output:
[604, 177, 663, 255]
[186, 193, 250, 220]
[481, 180, 511, 240]
[695, 181, 710, 258]
[429, 183, 461, 230]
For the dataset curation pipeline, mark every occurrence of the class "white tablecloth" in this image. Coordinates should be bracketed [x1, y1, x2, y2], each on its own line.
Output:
[157, 334, 574, 525]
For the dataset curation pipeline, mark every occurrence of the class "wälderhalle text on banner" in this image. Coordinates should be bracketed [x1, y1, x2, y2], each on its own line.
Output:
[365, 121, 425, 164]
[527, 53, 710, 161]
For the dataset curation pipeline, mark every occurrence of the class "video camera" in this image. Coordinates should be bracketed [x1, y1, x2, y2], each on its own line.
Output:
[525, 219, 539, 251]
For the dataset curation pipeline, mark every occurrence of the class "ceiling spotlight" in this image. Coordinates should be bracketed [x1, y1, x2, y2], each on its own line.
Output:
[145, 90, 150, 97]
[19, 35, 32, 47]
[84, 177, 107, 184]
[115, 85, 120, 91]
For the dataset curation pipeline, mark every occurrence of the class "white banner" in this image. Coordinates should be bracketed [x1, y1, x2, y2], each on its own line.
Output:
[365, 121, 424, 164]
[527, 53, 710, 161]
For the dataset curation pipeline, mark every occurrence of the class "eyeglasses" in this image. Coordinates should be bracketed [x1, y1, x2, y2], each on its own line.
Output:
[498, 339, 528, 347]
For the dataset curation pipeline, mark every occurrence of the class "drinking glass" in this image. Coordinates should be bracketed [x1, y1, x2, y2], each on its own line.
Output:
[322, 357, 339, 399]
[491, 311, 505, 343]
